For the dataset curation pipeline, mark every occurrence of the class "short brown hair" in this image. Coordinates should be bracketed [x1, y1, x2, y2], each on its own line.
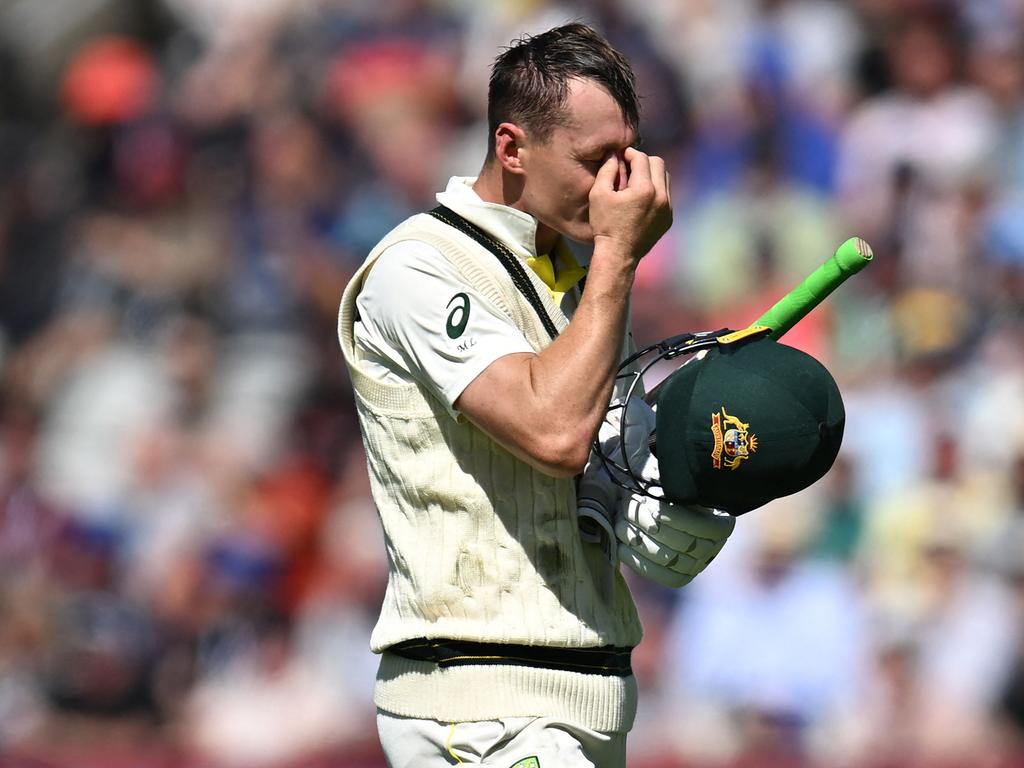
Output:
[486, 23, 640, 159]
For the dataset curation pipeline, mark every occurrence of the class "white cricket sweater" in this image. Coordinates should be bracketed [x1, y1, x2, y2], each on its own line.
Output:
[338, 209, 643, 732]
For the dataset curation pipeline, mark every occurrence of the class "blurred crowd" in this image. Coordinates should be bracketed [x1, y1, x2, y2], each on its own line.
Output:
[1, 0, 1023, 766]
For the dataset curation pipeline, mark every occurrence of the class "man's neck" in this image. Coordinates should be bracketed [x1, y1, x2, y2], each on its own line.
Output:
[473, 165, 558, 255]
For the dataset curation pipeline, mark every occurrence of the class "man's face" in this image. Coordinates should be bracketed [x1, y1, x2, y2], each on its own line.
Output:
[517, 78, 637, 247]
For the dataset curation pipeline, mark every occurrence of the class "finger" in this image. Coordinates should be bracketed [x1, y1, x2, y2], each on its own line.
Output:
[649, 155, 668, 202]
[623, 147, 652, 189]
[666, 169, 672, 207]
[627, 498, 730, 562]
[656, 504, 736, 539]
[618, 546, 693, 589]
[593, 153, 620, 192]
[616, 517, 678, 567]
[629, 501, 698, 552]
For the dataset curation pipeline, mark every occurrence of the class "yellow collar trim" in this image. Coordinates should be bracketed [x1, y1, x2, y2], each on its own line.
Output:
[526, 241, 587, 304]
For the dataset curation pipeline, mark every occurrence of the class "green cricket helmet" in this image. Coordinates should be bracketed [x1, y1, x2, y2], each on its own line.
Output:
[598, 329, 846, 515]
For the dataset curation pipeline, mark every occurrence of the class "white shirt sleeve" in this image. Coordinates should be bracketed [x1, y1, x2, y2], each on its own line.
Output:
[353, 240, 536, 419]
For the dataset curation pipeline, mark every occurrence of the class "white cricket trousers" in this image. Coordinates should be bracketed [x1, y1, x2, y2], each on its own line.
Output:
[376, 711, 627, 767]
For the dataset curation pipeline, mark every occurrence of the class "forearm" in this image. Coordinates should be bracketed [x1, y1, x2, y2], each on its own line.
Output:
[524, 246, 636, 467]
[455, 248, 636, 477]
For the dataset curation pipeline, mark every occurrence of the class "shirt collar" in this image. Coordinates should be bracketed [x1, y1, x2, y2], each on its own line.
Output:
[436, 176, 540, 260]
[435, 177, 587, 299]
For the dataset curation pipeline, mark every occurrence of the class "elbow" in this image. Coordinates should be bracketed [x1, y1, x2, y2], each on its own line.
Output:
[530, 430, 592, 478]
[540, 454, 588, 479]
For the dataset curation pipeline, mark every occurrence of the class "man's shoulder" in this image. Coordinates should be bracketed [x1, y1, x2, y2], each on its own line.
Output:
[368, 235, 448, 285]
[360, 234, 469, 313]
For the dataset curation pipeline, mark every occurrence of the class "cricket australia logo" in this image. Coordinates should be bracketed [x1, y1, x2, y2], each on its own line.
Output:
[711, 407, 758, 470]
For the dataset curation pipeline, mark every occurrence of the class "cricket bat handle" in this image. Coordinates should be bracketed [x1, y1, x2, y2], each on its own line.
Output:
[750, 236, 874, 339]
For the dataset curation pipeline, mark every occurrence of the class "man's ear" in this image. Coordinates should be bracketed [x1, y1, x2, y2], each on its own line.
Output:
[494, 122, 527, 175]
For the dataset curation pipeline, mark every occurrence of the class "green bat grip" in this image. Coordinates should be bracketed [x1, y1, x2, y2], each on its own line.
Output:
[753, 237, 873, 340]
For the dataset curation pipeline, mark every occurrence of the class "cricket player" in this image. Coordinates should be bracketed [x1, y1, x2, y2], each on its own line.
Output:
[337, 23, 734, 767]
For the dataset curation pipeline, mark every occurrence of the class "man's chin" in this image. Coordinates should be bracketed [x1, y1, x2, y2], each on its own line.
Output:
[565, 222, 595, 245]
[540, 216, 593, 245]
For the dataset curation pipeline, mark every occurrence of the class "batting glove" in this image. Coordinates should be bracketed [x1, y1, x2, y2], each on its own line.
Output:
[609, 397, 735, 589]
[576, 397, 656, 562]
[616, 489, 735, 588]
